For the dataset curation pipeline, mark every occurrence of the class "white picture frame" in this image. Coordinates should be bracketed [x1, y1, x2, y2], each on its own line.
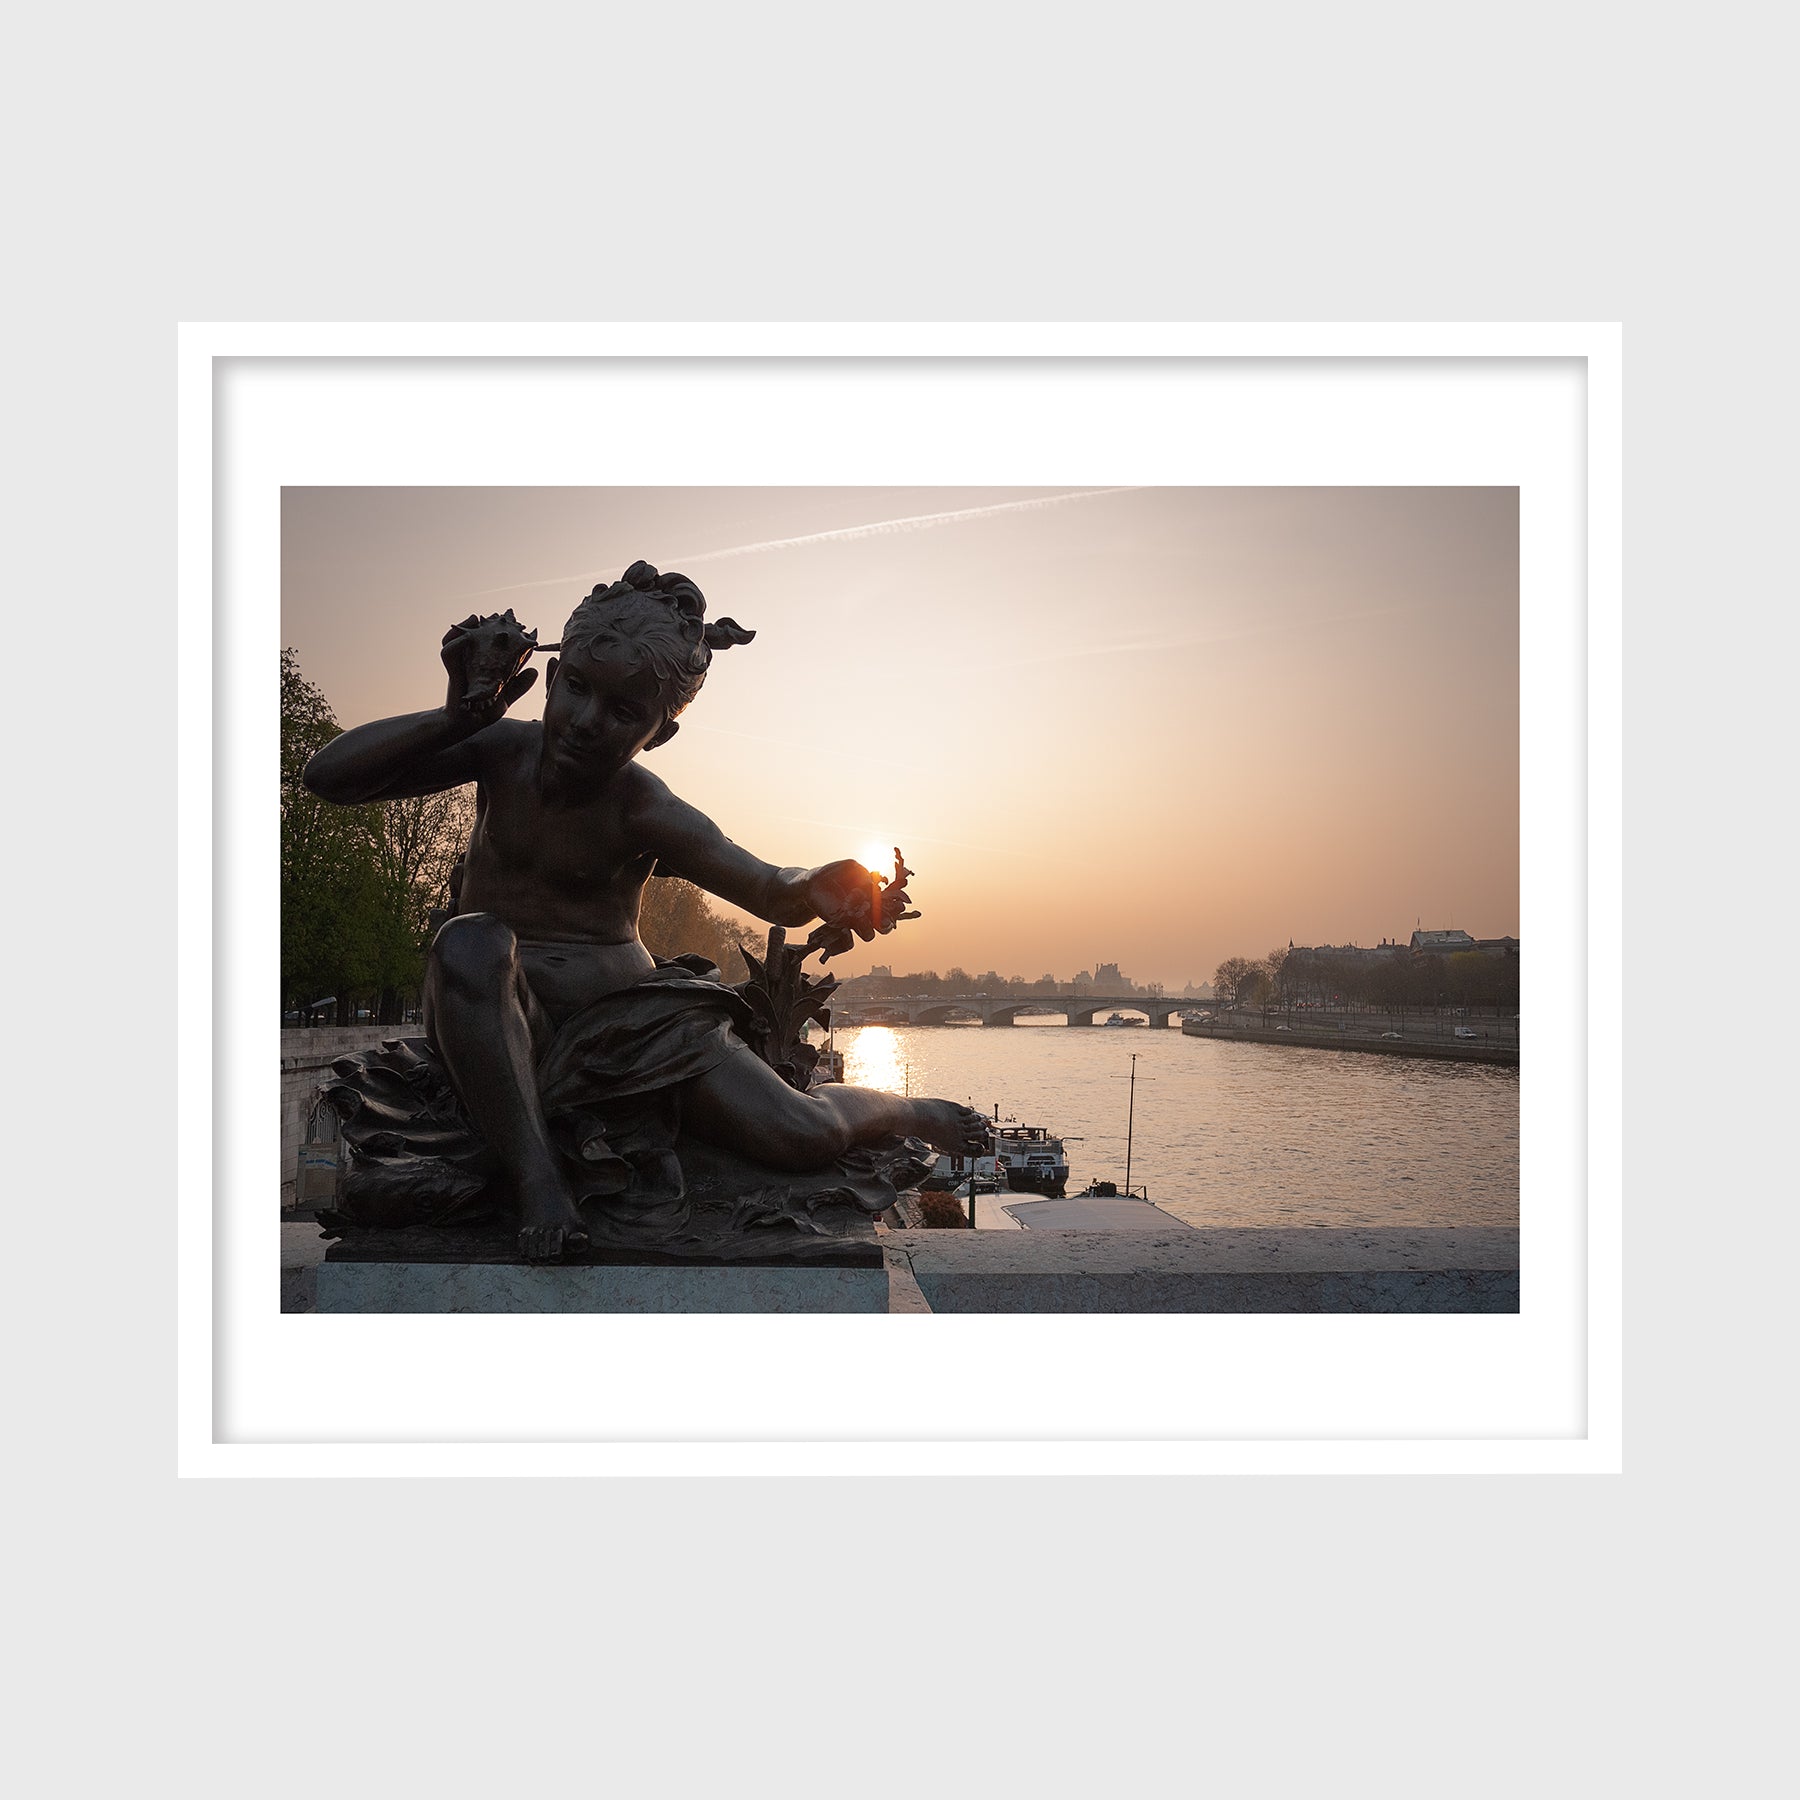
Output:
[178, 323, 1621, 1476]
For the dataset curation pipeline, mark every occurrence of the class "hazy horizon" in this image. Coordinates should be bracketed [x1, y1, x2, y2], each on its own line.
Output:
[281, 486, 1519, 989]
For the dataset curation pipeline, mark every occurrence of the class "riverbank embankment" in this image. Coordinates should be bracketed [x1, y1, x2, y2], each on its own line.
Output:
[1181, 1017, 1518, 1066]
[281, 1025, 396, 1205]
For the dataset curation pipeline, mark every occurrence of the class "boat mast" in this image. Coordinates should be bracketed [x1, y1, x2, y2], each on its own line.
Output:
[1124, 1053, 1138, 1197]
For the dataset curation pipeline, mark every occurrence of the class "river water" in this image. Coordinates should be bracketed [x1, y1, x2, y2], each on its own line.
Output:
[832, 1021, 1519, 1230]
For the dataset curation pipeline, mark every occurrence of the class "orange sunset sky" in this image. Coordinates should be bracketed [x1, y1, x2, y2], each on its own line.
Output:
[281, 486, 1519, 990]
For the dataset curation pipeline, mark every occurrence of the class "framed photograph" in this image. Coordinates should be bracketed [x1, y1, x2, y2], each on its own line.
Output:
[178, 324, 1620, 1474]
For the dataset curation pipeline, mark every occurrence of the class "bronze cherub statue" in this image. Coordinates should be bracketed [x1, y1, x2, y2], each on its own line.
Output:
[306, 563, 987, 1261]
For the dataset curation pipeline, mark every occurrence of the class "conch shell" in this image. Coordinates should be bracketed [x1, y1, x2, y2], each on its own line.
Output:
[443, 609, 540, 714]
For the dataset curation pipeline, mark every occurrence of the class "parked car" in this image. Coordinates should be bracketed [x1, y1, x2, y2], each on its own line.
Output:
[1454, 1025, 1480, 1040]
[1380, 1030, 1402, 1039]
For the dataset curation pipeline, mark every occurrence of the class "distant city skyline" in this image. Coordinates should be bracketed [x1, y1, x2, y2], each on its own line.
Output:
[853, 926, 1521, 996]
[282, 486, 1519, 989]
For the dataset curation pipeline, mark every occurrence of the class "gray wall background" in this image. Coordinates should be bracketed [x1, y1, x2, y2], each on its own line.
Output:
[8, 5, 1773, 1796]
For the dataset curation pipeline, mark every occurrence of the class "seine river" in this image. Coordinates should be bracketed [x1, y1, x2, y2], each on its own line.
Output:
[833, 1021, 1520, 1230]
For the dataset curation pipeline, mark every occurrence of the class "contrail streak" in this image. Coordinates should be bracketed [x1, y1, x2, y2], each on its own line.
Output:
[454, 487, 1142, 602]
[672, 487, 1143, 567]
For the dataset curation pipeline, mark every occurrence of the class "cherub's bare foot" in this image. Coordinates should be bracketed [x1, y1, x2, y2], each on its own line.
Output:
[517, 1176, 591, 1263]
[906, 1099, 992, 1159]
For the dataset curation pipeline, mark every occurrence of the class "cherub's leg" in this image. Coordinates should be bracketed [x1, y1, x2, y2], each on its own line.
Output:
[423, 913, 589, 1261]
[684, 1046, 991, 1169]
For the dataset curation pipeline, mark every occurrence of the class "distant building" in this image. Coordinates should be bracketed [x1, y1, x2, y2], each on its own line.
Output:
[1410, 929, 1478, 954]
[1094, 961, 1129, 990]
[1474, 936, 1519, 959]
[869, 964, 892, 979]
[1072, 969, 1094, 990]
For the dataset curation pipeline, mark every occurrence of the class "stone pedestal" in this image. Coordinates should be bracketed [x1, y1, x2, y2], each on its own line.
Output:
[315, 1252, 887, 1313]
[313, 1214, 888, 1313]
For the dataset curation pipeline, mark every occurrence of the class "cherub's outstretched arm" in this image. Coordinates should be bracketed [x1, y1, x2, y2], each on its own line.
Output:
[630, 773, 891, 941]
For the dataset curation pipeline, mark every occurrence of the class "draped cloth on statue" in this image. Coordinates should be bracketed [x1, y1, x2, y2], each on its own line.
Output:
[313, 955, 929, 1252]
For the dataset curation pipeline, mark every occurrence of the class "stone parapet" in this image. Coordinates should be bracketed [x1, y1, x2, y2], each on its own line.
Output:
[287, 1225, 1519, 1313]
[888, 1226, 1519, 1312]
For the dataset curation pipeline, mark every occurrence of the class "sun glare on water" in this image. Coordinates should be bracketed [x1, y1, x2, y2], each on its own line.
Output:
[844, 1025, 906, 1094]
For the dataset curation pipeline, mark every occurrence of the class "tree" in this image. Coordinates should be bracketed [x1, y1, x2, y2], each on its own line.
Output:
[1444, 950, 1510, 1015]
[1264, 947, 1291, 1013]
[366, 786, 476, 1022]
[1213, 956, 1259, 1008]
[637, 875, 759, 979]
[282, 648, 474, 1024]
[282, 648, 382, 1022]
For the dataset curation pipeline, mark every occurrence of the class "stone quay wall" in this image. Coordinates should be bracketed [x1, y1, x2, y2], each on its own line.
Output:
[280, 1025, 400, 1205]
[1181, 1018, 1518, 1066]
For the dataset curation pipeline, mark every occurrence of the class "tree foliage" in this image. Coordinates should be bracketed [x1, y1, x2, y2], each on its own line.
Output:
[281, 649, 472, 1024]
[1212, 956, 1267, 1007]
[1222, 942, 1520, 1016]
[637, 874, 759, 979]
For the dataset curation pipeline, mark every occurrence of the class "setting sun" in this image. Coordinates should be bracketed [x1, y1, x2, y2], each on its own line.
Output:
[860, 842, 893, 877]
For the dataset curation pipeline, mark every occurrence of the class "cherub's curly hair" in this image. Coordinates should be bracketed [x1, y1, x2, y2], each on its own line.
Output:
[557, 561, 754, 722]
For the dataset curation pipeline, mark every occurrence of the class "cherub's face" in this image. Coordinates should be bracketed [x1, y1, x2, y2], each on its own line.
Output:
[541, 647, 668, 781]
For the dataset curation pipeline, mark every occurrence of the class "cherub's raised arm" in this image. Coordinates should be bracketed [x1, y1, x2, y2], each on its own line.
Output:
[303, 612, 541, 805]
[303, 709, 489, 804]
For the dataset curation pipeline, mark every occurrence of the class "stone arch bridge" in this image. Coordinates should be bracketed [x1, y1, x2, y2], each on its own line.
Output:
[834, 996, 1194, 1028]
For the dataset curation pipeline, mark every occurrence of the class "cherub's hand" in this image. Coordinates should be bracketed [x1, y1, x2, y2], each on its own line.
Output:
[806, 859, 882, 941]
[803, 848, 922, 961]
[441, 611, 540, 728]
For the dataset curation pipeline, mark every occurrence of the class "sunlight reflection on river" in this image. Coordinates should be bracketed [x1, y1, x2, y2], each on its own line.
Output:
[831, 1021, 1519, 1229]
